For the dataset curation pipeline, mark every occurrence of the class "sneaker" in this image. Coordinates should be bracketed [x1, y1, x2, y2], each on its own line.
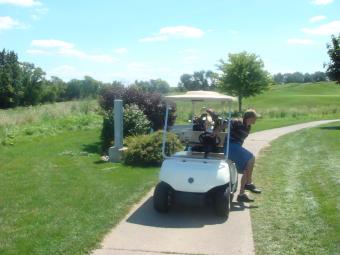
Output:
[245, 183, 262, 194]
[237, 193, 255, 203]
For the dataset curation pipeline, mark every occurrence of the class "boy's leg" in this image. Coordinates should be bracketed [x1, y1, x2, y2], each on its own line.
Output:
[246, 157, 255, 184]
[244, 156, 262, 193]
[239, 170, 249, 195]
[237, 157, 256, 202]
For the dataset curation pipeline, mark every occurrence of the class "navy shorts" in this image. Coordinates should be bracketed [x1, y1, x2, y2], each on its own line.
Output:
[224, 142, 254, 173]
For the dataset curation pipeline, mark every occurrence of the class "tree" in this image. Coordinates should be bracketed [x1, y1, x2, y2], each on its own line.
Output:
[273, 73, 284, 84]
[133, 79, 170, 94]
[325, 34, 340, 83]
[177, 70, 218, 91]
[21, 62, 45, 106]
[0, 49, 22, 108]
[303, 73, 312, 83]
[273, 71, 327, 84]
[311, 71, 327, 82]
[218, 51, 270, 112]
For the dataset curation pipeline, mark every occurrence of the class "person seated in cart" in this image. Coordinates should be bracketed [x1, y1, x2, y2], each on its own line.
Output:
[224, 109, 262, 203]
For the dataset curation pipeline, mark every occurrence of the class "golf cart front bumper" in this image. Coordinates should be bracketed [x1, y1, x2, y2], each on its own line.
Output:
[172, 184, 228, 207]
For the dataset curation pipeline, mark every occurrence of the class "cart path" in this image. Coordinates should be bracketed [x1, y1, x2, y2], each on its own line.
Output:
[91, 119, 340, 255]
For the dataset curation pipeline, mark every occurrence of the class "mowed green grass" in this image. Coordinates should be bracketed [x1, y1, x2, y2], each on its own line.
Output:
[251, 122, 340, 255]
[175, 82, 340, 128]
[0, 129, 158, 255]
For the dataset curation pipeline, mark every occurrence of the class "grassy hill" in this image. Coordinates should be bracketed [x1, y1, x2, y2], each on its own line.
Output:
[175, 82, 340, 130]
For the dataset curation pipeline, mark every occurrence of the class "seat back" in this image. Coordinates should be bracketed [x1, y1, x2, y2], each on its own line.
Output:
[191, 131, 227, 147]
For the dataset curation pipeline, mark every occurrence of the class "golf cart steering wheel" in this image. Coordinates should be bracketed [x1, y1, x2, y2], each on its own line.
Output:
[199, 132, 221, 146]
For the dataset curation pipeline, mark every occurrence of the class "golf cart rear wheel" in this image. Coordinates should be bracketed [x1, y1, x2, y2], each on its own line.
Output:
[153, 182, 171, 213]
[213, 187, 230, 218]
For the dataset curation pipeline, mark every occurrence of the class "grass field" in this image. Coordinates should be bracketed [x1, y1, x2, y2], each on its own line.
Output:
[0, 128, 158, 255]
[251, 122, 340, 255]
[175, 82, 340, 128]
[0, 82, 339, 254]
[0, 100, 101, 146]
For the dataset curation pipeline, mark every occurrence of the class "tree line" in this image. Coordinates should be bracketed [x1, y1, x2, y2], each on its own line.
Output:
[0, 49, 170, 109]
[272, 71, 327, 84]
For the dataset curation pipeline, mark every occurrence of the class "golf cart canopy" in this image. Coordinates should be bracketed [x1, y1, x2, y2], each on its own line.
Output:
[165, 91, 237, 102]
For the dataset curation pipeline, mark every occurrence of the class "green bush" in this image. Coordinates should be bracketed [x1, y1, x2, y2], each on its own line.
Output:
[100, 104, 151, 151]
[123, 131, 183, 166]
[124, 104, 151, 137]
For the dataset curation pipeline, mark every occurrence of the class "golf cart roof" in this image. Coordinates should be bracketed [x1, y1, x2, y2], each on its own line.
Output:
[166, 91, 237, 102]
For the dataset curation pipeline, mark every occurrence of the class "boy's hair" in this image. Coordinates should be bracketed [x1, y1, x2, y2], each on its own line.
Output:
[243, 109, 260, 120]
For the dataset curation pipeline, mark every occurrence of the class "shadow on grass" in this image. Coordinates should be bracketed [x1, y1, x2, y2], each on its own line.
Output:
[127, 196, 258, 228]
[319, 126, 340, 130]
[82, 141, 102, 154]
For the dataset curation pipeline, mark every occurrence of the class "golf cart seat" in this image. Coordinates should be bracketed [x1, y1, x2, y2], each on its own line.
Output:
[190, 131, 226, 148]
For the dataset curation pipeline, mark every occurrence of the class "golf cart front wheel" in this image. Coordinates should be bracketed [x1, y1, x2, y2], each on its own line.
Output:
[213, 187, 231, 218]
[153, 182, 171, 213]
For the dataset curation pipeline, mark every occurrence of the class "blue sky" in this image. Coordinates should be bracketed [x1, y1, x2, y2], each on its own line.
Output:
[0, 0, 339, 86]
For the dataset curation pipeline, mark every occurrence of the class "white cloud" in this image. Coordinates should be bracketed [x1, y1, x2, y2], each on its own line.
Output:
[48, 65, 94, 81]
[310, 0, 333, 5]
[139, 25, 204, 43]
[31, 7, 48, 20]
[160, 26, 204, 38]
[58, 47, 114, 63]
[114, 48, 128, 54]
[31, 39, 74, 49]
[287, 38, 315, 45]
[28, 39, 115, 63]
[139, 35, 168, 43]
[26, 49, 51, 55]
[302, 20, 340, 35]
[0, 0, 41, 7]
[309, 15, 326, 23]
[0, 16, 22, 31]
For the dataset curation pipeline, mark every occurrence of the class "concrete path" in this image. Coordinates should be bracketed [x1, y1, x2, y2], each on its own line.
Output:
[92, 119, 340, 255]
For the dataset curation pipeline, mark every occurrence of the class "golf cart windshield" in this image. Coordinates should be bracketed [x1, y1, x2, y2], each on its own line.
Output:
[162, 91, 237, 160]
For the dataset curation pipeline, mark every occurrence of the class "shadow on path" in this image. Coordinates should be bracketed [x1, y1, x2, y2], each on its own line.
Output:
[126, 196, 258, 228]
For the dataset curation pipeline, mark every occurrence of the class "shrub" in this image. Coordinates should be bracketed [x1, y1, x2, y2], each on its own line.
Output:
[98, 86, 176, 130]
[123, 131, 183, 166]
[100, 104, 151, 151]
[100, 115, 114, 150]
[123, 104, 151, 136]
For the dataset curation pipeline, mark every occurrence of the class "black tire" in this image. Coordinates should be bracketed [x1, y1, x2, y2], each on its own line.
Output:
[153, 182, 171, 213]
[213, 187, 230, 218]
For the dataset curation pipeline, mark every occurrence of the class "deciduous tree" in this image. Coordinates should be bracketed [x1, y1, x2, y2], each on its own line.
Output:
[325, 34, 340, 84]
[218, 51, 270, 112]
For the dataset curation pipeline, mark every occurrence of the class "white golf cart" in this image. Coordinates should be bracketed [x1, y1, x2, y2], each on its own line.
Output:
[153, 91, 238, 218]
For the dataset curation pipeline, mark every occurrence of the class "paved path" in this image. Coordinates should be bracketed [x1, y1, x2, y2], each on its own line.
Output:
[92, 119, 340, 255]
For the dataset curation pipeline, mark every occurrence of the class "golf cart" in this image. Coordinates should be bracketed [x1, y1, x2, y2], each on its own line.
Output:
[153, 91, 238, 217]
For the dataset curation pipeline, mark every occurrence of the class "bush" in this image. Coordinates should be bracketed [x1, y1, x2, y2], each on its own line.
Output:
[123, 131, 183, 166]
[98, 86, 176, 130]
[123, 104, 151, 136]
[100, 104, 151, 151]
